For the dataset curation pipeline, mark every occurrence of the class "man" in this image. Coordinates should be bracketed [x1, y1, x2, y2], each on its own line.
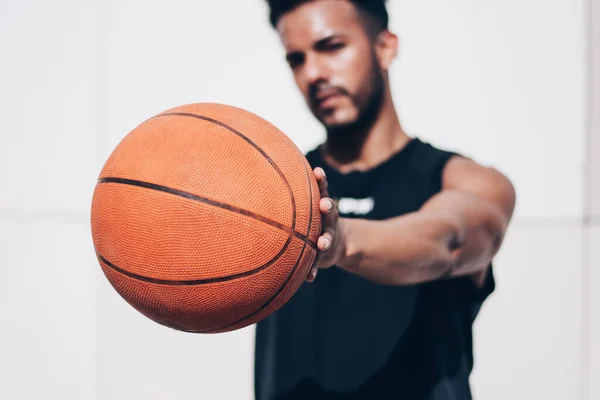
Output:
[255, 1, 516, 399]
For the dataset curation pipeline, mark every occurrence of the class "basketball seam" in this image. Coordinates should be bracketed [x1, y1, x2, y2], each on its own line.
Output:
[96, 225, 292, 284]
[154, 111, 315, 245]
[96, 177, 316, 249]
[196, 152, 316, 333]
[154, 111, 314, 240]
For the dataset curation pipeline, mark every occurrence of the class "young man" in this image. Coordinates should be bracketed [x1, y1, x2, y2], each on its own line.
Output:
[255, 1, 516, 399]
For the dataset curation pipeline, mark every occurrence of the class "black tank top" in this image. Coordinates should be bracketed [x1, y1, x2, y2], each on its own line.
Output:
[254, 138, 495, 400]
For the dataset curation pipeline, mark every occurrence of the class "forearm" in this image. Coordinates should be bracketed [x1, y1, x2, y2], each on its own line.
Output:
[337, 214, 459, 285]
[336, 192, 507, 286]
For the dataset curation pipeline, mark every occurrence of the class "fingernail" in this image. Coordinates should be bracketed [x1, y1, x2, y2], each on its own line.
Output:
[311, 268, 318, 280]
[323, 238, 330, 250]
[328, 199, 334, 212]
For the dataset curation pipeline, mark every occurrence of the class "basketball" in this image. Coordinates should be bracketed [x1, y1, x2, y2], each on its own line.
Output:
[90, 103, 322, 333]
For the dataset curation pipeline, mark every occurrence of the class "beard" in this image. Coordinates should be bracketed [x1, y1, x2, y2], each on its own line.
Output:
[308, 56, 385, 138]
[324, 73, 385, 138]
[320, 63, 386, 161]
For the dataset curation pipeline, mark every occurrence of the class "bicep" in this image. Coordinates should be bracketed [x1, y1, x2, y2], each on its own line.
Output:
[442, 156, 516, 221]
[440, 156, 516, 285]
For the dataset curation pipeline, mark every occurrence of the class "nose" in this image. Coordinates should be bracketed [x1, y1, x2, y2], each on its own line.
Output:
[302, 53, 327, 87]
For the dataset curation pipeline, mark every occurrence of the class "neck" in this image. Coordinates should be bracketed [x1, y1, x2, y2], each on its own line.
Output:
[322, 87, 411, 173]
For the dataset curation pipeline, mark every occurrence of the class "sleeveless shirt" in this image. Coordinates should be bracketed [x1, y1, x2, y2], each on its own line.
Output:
[254, 138, 495, 400]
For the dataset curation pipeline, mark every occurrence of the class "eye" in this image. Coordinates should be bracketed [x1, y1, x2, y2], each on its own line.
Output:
[286, 53, 304, 70]
[325, 41, 345, 51]
[315, 37, 346, 53]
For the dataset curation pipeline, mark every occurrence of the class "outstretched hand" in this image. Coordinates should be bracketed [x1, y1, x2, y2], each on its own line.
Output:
[306, 167, 347, 282]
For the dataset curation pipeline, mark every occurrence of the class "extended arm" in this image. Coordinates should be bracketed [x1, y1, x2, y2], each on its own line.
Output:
[309, 157, 516, 287]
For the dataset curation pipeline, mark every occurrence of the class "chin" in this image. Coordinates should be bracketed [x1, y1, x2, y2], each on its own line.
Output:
[320, 107, 359, 129]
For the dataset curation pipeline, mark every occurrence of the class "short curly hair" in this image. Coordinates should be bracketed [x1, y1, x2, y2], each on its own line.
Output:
[266, 0, 389, 33]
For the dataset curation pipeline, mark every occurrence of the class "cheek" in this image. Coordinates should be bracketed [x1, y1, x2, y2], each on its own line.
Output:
[331, 49, 374, 96]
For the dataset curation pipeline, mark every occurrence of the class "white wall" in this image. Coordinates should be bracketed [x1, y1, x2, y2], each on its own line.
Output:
[0, 0, 593, 399]
[587, 1, 600, 399]
[0, 1, 100, 399]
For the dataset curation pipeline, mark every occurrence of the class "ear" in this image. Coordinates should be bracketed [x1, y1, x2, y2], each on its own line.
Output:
[375, 31, 398, 71]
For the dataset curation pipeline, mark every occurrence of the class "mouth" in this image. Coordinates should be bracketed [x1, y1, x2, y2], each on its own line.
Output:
[313, 91, 345, 110]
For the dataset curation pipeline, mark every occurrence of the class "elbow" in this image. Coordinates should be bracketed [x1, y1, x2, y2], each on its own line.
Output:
[486, 206, 510, 255]
[389, 241, 458, 286]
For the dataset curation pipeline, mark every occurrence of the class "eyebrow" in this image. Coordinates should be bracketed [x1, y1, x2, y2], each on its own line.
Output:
[314, 33, 347, 48]
[285, 33, 348, 62]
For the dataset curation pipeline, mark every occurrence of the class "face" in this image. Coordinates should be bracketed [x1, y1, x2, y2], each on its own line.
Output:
[276, 0, 386, 130]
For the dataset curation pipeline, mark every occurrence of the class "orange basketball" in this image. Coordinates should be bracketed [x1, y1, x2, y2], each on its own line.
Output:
[90, 103, 321, 333]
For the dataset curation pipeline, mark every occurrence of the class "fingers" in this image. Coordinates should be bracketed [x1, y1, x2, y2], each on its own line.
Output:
[306, 231, 329, 282]
[307, 229, 333, 283]
[314, 167, 330, 199]
[306, 199, 338, 283]
[319, 197, 337, 238]
[306, 267, 318, 283]
[306, 167, 339, 284]
[320, 197, 334, 214]
[318, 232, 333, 251]
[314, 167, 326, 181]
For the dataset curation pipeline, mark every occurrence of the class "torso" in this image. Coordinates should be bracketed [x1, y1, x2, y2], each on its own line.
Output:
[254, 138, 495, 400]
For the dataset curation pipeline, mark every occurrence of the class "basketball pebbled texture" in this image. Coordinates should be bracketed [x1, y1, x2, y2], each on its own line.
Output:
[91, 103, 321, 333]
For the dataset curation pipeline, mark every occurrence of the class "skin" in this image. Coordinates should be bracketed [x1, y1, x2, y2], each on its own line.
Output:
[275, 0, 516, 287]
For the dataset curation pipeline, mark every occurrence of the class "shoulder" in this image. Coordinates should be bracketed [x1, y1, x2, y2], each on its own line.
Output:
[407, 139, 457, 169]
[414, 139, 514, 196]
[405, 139, 460, 188]
[442, 154, 517, 219]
